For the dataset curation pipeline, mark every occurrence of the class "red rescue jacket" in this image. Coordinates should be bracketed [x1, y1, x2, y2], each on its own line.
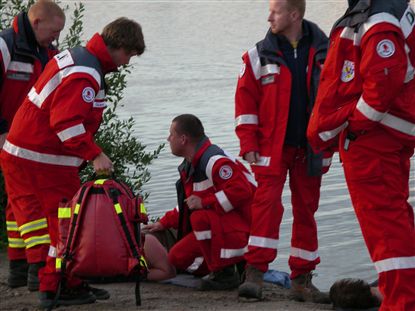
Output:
[159, 138, 255, 240]
[235, 20, 331, 176]
[0, 12, 58, 133]
[308, 0, 415, 151]
[3, 33, 117, 170]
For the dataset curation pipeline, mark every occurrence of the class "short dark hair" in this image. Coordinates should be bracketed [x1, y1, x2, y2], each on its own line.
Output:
[172, 114, 205, 143]
[101, 17, 145, 55]
[329, 278, 380, 309]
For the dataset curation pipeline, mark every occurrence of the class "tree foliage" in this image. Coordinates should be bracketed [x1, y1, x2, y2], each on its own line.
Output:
[0, 1, 163, 247]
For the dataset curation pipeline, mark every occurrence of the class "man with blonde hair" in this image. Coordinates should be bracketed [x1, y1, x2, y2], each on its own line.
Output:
[235, 0, 330, 302]
[0, 0, 65, 291]
[1, 17, 145, 308]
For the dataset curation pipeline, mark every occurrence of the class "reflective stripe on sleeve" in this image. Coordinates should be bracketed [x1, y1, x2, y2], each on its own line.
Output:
[215, 190, 234, 212]
[357, 97, 415, 136]
[194, 230, 212, 240]
[381, 112, 415, 136]
[290, 247, 319, 261]
[3, 140, 84, 167]
[193, 179, 213, 192]
[318, 122, 349, 142]
[356, 97, 386, 122]
[57, 124, 86, 142]
[235, 114, 259, 127]
[374, 256, 415, 273]
[248, 235, 279, 249]
[28, 66, 101, 108]
[205, 155, 227, 182]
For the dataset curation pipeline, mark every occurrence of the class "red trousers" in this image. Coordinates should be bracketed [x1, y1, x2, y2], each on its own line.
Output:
[244, 146, 322, 278]
[168, 209, 249, 274]
[340, 128, 415, 311]
[1, 153, 82, 292]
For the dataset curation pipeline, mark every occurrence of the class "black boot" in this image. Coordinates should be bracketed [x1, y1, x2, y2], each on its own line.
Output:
[39, 286, 97, 309]
[200, 265, 240, 291]
[80, 282, 110, 300]
[8, 259, 28, 288]
[27, 262, 45, 292]
[238, 265, 264, 301]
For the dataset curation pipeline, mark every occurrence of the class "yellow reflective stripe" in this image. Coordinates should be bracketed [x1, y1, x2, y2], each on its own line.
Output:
[94, 179, 107, 185]
[114, 203, 122, 214]
[140, 255, 148, 269]
[74, 203, 80, 214]
[140, 203, 147, 215]
[56, 258, 62, 269]
[24, 234, 51, 249]
[8, 237, 26, 248]
[6, 221, 19, 231]
[58, 207, 72, 219]
[19, 218, 48, 235]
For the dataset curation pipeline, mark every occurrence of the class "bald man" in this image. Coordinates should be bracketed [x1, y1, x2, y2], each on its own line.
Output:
[0, 0, 65, 291]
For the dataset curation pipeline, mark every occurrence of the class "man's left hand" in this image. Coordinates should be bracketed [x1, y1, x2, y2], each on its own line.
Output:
[185, 195, 203, 210]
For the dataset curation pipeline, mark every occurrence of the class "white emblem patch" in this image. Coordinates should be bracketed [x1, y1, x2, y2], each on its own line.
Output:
[219, 165, 233, 180]
[82, 87, 95, 103]
[341, 60, 355, 83]
[239, 63, 246, 78]
[376, 39, 395, 58]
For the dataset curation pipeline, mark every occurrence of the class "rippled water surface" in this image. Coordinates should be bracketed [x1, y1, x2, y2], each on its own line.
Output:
[78, 0, 414, 290]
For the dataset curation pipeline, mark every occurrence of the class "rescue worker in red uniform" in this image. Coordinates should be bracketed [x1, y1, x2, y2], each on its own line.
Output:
[235, 0, 331, 303]
[0, 0, 65, 291]
[0, 17, 145, 308]
[144, 114, 255, 290]
[307, 0, 415, 310]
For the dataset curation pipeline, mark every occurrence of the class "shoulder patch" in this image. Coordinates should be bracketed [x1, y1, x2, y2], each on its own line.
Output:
[341, 60, 355, 83]
[82, 87, 95, 103]
[376, 39, 395, 58]
[219, 165, 233, 180]
[54, 50, 74, 69]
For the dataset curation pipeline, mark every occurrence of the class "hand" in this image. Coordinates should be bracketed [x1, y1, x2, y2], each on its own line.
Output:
[142, 222, 164, 233]
[0, 132, 7, 149]
[185, 195, 203, 210]
[243, 151, 259, 165]
[92, 152, 113, 176]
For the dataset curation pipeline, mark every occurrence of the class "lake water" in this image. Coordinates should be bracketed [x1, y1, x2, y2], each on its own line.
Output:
[77, 0, 414, 290]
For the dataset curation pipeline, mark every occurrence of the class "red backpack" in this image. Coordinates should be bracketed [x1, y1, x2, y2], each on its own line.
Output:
[57, 178, 148, 305]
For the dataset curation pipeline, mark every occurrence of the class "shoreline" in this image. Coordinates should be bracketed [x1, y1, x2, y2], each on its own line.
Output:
[0, 251, 333, 310]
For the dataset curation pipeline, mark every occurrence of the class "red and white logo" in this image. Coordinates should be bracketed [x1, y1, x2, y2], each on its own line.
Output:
[376, 39, 395, 58]
[219, 165, 233, 180]
[82, 87, 95, 103]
